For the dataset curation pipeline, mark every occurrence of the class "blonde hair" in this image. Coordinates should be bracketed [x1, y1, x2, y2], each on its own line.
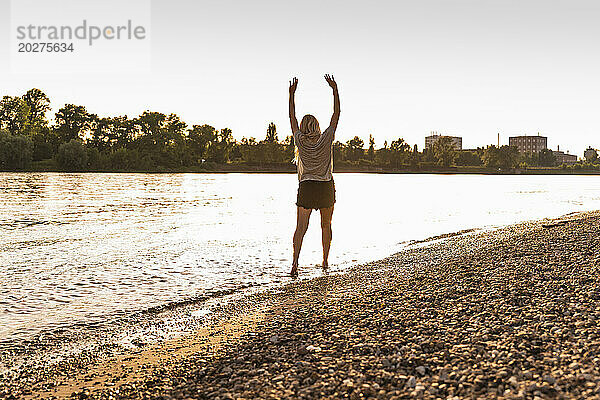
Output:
[299, 114, 321, 138]
[295, 114, 321, 164]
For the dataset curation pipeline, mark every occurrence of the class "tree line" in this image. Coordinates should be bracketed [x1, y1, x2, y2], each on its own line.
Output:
[0, 88, 596, 172]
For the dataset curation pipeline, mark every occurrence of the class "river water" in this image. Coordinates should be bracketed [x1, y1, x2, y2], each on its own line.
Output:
[2, 172, 600, 345]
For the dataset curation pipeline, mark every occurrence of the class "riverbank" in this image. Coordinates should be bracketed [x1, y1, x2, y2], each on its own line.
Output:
[4, 211, 600, 399]
[13, 159, 600, 174]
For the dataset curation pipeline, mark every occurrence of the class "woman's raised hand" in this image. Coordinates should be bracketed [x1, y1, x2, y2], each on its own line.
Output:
[325, 74, 340, 131]
[289, 77, 298, 94]
[324, 74, 337, 90]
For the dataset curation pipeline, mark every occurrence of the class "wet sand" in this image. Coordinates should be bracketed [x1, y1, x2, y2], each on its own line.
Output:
[4, 211, 600, 399]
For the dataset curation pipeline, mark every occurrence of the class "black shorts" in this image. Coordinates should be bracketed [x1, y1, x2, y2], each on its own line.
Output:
[296, 179, 336, 210]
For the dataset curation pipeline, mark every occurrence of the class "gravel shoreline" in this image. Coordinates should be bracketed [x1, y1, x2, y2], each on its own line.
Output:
[5, 211, 600, 399]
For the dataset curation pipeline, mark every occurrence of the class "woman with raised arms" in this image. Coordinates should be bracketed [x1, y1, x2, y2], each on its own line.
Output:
[288, 74, 340, 276]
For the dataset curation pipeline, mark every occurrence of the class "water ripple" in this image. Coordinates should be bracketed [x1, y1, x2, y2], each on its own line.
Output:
[2, 172, 600, 348]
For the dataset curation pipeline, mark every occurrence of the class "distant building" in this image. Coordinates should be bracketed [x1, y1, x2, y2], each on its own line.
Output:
[508, 135, 547, 153]
[553, 147, 578, 165]
[584, 147, 598, 162]
[425, 132, 462, 150]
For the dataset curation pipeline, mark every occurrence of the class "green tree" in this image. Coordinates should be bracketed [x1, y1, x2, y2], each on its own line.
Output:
[0, 130, 33, 170]
[283, 135, 295, 162]
[158, 113, 188, 167]
[188, 124, 216, 161]
[239, 137, 258, 163]
[390, 138, 410, 153]
[135, 111, 166, 151]
[0, 96, 30, 135]
[55, 104, 93, 142]
[421, 147, 436, 164]
[258, 123, 285, 163]
[106, 148, 152, 170]
[373, 140, 390, 165]
[265, 122, 278, 143]
[55, 139, 89, 171]
[388, 138, 410, 168]
[20, 89, 52, 160]
[206, 128, 234, 163]
[114, 116, 135, 149]
[409, 144, 420, 167]
[367, 134, 375, 160]
[499, 146, 519, 169]
[164, 113, 187, 145]
[585, 149, 598, 163]
[89, 117, 115, 152]
[346, 136, 364, 161]
[538, 149, 556, 167]
[229, 142, 243, 161]
[483, 146, 500, 168]
[433, 136, 457, 167]
[168, 141, 193, 167]
[108, 148, 131, 170]
[22, 88, 50, 132]
[134, 112, 186, 158]
[483, 145, 519, 170]
[113, 116, 136, 149]
[333, 141, 346, 162]
[30, 128, 59, 161]
[455, 150, 482, 166]
[88, 116, 135, 152]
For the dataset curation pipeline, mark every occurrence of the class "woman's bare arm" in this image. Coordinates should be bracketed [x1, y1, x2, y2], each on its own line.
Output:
[289, 77, 299, 133]
[325, 74, 340, 132]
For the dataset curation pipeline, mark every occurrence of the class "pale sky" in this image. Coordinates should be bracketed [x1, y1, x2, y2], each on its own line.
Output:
[1, 0, 599, 156]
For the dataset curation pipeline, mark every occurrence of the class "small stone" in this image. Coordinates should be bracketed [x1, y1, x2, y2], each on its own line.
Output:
[582, 374, 593, 381]
[416, 366, 426, 376]
[406, 376, 416, 389]
[439, 369, 449, 381]
[527, 383, 538, 393]
[343, 379, 354, 389]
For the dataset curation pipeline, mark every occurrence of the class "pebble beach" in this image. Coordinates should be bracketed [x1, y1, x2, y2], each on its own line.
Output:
[3, 211, 600, 399]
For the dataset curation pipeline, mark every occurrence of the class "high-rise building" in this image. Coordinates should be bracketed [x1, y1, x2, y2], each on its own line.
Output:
[508, 135, 547, 153]
[425, 132, 462, 150]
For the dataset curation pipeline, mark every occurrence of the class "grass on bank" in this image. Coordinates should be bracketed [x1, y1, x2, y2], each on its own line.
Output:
[16, 159, 600, 175]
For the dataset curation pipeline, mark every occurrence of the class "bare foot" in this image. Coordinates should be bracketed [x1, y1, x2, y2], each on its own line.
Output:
[290, 263, 298, 277]
[322, 261, 328, 269]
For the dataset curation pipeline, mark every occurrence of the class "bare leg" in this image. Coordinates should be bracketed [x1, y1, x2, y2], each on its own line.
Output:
[292, 206, 312, 275]
[320, 206, 334, 268]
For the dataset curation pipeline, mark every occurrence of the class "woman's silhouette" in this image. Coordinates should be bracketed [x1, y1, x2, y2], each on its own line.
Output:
[289, 74, 340, 276]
